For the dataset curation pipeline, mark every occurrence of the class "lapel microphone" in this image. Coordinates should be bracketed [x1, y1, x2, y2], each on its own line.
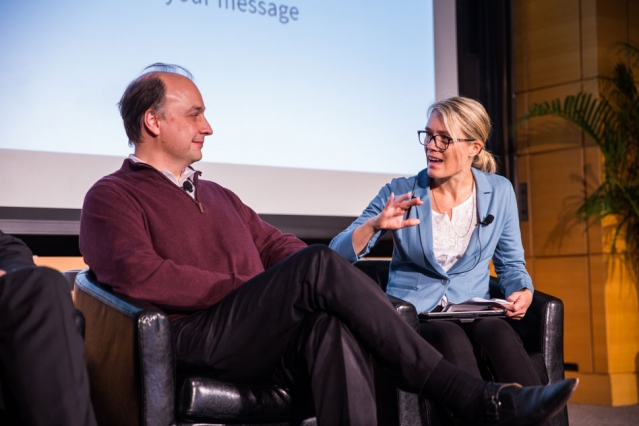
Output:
[452, 214, 494, 276]
[182, 180, 194, 193]
[478, 214, 494, 227]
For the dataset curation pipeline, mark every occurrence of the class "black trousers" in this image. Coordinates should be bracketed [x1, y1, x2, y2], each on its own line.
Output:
[173, 245, 444, 426]
[419, 318, 542, 386]
[0, 267, 96, 426]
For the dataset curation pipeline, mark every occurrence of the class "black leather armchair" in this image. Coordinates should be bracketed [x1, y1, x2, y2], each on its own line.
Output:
[354, 260, 569, 426]
[74, 268, 419, 426]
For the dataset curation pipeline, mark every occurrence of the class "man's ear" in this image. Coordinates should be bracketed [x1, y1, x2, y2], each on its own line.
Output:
[143, 109, 162, 137]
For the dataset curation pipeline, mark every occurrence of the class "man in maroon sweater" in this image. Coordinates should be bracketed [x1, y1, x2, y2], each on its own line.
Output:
[79, 63, 576, 426]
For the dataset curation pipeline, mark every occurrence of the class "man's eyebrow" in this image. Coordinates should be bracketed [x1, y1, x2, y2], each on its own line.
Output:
[187, 106, 205, 113]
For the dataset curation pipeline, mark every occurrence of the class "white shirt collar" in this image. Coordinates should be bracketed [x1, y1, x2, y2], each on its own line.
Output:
[128, 154, 197, 186]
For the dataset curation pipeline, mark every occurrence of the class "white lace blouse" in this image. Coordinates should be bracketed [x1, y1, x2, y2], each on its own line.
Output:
[432, 187, 478, 272]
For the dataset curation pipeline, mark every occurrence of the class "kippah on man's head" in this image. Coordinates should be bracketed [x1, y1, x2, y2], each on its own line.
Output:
[141, 63, 194, 80]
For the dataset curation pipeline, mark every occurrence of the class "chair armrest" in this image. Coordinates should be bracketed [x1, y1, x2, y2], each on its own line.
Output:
[520, 290, 565, 384]
[355, 260, 390, 291]
[387, 295, 420, 332]
[74, 269, 175, 426]
[355, 260, 419, 332]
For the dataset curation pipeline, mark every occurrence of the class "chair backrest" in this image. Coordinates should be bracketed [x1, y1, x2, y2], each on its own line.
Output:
[355, 260, 390, 290]
[61, 269, 81, 292]
[74, 269, 176, 426]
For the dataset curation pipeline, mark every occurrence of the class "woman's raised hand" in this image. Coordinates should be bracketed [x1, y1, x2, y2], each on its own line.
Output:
[370, 192, 424, 231]
[352, 192, 424, 255]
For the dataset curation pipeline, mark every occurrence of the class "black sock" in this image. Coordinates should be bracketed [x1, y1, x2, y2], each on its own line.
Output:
[422, 358, 486, 421]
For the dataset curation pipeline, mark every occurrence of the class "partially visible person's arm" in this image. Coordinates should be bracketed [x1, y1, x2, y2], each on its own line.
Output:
[0, 230, 36, 274]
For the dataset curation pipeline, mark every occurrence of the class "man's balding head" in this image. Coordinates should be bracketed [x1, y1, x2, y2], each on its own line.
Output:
[118, 63, 194, 146]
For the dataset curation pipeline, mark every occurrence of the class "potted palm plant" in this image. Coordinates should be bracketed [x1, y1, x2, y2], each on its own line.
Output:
[519, 43, 639, 273]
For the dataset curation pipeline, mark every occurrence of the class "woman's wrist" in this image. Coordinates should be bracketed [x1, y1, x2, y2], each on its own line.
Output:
[367, 217, 382, 234]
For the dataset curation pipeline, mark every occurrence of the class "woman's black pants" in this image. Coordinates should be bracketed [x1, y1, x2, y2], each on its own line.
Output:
[419, 317, 542, 385]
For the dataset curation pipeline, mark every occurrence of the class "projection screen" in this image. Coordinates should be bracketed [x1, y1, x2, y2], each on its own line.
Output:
[0, 0, 458, 237]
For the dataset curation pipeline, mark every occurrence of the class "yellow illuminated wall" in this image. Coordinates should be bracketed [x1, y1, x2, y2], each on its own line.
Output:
[514, 0, 639, 405]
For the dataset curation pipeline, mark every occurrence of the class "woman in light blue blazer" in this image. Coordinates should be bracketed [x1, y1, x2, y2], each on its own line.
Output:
[330, 97, 540, 386]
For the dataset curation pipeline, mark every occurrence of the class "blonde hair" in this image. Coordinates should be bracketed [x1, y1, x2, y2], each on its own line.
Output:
[427, 96, 497, 174]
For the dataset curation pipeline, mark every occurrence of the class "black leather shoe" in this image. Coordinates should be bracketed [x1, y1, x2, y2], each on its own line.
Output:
[482, 378, 578, 425]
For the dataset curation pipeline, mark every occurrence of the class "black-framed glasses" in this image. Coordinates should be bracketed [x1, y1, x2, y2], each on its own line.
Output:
[417, 130, 475, 151]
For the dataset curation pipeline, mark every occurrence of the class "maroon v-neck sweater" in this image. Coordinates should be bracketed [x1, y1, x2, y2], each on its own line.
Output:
[79, 159, 307, 320]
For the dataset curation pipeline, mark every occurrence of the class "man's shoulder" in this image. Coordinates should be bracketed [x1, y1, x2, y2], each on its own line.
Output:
[86, 161, 137, 193]
[83, 160, 167, 208]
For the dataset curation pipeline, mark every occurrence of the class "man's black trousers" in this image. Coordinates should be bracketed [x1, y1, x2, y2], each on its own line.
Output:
[0, 267, 96, 426]
[173, 245, 444, 426]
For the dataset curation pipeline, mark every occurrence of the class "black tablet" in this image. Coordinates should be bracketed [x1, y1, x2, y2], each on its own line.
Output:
[418, 309, 507, 323]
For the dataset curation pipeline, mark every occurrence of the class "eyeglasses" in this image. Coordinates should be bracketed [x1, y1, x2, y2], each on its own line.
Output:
[417, 130, 475, 151]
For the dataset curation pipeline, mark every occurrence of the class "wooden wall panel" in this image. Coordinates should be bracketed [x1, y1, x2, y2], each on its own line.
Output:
[529, 148, 588, 256]
[517, 153, 533, 255]
[535, 256, 593, 372]
[33, 256, 87, 272]
[515, 0, 638, 405]
[595, 0, 630, 76]
[524, 83, 583, 154]
[565, 371, 613, 404]
[603, 254, 639, 373]
[514, 93, 530, 152]
[524, 256, 535, 283]
[520, 0, 582, 90]
[588, 254, 609, 373]
[630, 1, 639, 46]
[610, 373, 639, 405]
[580, 79, 601, 148]
[584, 146, 604, 255]
[581, 0, 599, 79]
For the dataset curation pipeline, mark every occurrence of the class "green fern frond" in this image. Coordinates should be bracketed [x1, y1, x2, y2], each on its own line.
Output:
[518, 43, 639, 259]
[519, 92, 613, 146]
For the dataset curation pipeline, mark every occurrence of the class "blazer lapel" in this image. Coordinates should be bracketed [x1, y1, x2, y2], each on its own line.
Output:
[448, 168, 494, 274]
[413, 170, 448, 277]
[473, 168, 492, 225]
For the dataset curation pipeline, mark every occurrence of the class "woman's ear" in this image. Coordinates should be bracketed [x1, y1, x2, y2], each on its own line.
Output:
[470, 141, 483, 157]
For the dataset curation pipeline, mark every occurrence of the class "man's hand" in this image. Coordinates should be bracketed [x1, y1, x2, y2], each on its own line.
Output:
[0, 269, 6, 278]
[505, 289, 532, 320]
[370, 192, 424, 232]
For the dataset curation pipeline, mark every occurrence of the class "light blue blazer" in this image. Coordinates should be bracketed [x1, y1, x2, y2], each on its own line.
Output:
[330, 167, 533, 314]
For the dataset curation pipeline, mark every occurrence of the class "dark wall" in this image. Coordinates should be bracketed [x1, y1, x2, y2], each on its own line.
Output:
[456, 0, 515, 181]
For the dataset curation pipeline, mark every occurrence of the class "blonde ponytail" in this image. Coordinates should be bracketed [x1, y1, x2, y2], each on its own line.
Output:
[472, 149, 497, 174]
